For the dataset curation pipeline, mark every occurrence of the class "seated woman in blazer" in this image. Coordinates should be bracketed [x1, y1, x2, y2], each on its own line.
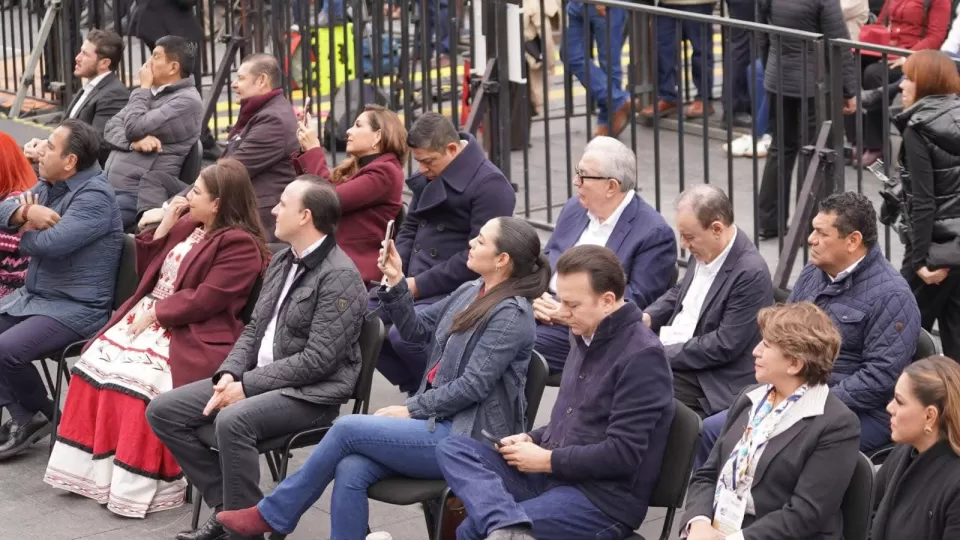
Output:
[683, 302, 861, 540]
[871, 355, 960, 540]
[293, 105, 406, 284]
[44, 158, 268, 518]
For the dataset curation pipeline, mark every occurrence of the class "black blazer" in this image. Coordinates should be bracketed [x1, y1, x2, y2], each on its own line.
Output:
[644, 231, 774, 415]
[64, 71, 130, 165]
[871, 441, 960, 540]
[683, 384, 861, 540]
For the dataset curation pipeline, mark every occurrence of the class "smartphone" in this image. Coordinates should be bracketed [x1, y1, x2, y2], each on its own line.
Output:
[480, 429, 503, 449]
[380, 220, 396, 266]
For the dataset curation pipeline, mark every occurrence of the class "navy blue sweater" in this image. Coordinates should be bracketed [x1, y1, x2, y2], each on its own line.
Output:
[530, 302, 675, 529]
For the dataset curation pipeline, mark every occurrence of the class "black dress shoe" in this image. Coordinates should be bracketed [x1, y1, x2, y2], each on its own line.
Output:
[757, 228, 783, 240]
[178, 511, 228, 540]
[0, 412, 52, 460]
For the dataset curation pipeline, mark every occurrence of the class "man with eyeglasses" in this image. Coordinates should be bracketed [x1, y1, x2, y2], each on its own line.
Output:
[535, 136, 676, 374]
[371, 111, 516, 395]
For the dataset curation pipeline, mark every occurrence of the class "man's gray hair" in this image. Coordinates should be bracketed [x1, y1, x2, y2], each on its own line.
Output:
[676, 184, 735, 229]
[581, 136, 636, 192]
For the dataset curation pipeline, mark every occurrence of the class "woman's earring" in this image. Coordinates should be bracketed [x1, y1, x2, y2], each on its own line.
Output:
[496, 265, 502, 272]
[925, 426, 934, 434]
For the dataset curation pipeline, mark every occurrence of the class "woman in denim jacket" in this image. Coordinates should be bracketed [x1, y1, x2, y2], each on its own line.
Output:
[217, 216, 550, 539]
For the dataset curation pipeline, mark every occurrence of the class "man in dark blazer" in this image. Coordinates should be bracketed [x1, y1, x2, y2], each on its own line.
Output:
[534, 136, 677, 373]
[643, 185, 774, 418]
[23, 29, 129, 167]
[374, 111, 516, 394]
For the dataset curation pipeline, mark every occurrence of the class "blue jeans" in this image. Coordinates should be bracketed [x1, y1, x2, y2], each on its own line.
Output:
[695, 407, 892, 470]
[424, 0, 451, 55]
[292, 0, 344, 25]
[655, 4, 715, 104]
[257, 415, 451, 539]
[563, 2, 628, 126]
[437, 436, 630, 540]
[747, 59, 769, 138]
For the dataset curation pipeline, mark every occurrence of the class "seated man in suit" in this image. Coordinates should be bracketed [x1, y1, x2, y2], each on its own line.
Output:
[696, 192, 922, 467]
[643, 185, 773, 418]
[373, 112, 516, 394]
[22, 29, 129, 166]
[436, 245, 675, 539]
[139, 54, 300, 241]
[147, 177, 367, 540]
[102, 35, 202, 230]
[534, 136, 676, 373]
[0, 120, 123, 460]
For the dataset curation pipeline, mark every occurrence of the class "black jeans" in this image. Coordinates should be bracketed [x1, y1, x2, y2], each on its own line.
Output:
[902, 256, 960, 361]
[845, 58, 903, 151]
[145, 379, 338, 538]
[758, 93, 819, 232]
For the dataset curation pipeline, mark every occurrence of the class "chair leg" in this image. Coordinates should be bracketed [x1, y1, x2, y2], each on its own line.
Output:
[191, 487, 203, 530]
[278, 447, 291, 481]
[40, 360, 56, 396]
[185, 480, 193, 504]
[49, 358, 68, 456]
[431, 487, 452, 540]
[265, 451, 280, 483]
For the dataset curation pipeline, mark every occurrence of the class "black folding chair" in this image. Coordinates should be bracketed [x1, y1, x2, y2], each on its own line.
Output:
[774, 287, 791, 304]
[46, 233, 139, 454]
[626, 400, 703, 540]
[365, 351, 550, 540]
[189, 316, 385, 529]
[841, 452, 875, 540]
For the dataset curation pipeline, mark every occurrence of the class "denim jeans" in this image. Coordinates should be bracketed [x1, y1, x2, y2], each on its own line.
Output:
[562, 2, 628, 126]
[423, 0, 451, 55]
[257, 415, 451, 539]
[747, 59, 769, 138]
[437, 436, 629, 540]
[655, 4, 715, 104]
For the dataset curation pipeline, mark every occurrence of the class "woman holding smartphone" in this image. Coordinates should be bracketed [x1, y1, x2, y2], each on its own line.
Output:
[216, 216, 550, 540]
[892, 50, 960, 360]
[293, 105, 406, 284]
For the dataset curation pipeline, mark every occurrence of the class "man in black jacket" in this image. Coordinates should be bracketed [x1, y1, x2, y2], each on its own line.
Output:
[436, 245, 674, 540]
[146, 177, 367, 540]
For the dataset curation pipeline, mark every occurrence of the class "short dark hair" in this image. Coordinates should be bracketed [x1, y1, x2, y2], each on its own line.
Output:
[677, 184, 735, 228]
[241, 53, 281, 89]
[295, 175, 341, 235]
[556, 245, 626, 300]
[155, 35, 197, 78]
[60, 119, 100, 171]
[818, 192, 878, 248]
[406, 112, 460, 151]
[85, 29, 123, 72]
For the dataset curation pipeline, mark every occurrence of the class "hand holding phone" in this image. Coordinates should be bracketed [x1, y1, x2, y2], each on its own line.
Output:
[481, 429, 503, 449]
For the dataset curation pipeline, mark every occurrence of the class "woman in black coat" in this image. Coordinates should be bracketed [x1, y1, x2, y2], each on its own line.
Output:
[871, 355, 960, 540]
[892, 50, 960, 360]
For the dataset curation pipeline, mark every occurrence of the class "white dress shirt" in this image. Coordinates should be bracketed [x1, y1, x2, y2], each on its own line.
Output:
[660, 227, 738, 346]
[69, 71, 111, 119]
[831, 256, 865, 283]
[256, 236, 326, 367]
[548, 191, 635, 293]
[151, 84, 170, 97]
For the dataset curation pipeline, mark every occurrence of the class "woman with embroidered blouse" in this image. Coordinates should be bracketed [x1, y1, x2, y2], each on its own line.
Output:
[44, 159, 268, 518]
[0, 132, 38, 299]
[682, 302, 861, 540]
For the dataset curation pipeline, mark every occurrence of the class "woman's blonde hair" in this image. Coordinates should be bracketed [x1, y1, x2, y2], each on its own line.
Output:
[330, 105, 408, 184]
[756, 302, 841, 386]
[903, 355, 960, 455]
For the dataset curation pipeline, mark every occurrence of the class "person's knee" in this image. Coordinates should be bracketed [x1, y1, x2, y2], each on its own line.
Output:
[213, 405, 255, 446]
[436, 435, 486, 472]
[333, 455, 379, 490]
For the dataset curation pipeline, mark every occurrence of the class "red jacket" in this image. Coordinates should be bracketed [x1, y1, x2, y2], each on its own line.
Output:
[85, 217, 264, 388]
[880, 0, 952, 50]
[295, 149, 404, 283]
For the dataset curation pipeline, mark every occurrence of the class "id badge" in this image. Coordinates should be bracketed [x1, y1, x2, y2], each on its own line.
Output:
[712, 488, 746, 536]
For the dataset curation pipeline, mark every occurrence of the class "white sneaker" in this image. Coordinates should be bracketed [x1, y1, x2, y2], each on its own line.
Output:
[723, 134, 771, 158]
[367, 533, 393, 540]
[746, 134, 772, 158]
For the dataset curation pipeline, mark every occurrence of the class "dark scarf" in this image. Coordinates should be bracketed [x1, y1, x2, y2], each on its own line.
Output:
[357, 153, 381, 168]
[229, 89, 284, 138]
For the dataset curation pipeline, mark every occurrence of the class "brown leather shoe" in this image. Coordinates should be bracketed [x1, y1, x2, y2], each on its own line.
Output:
[684, 100, 714, 119]
[609, 100, 633, 136]
[640, 99, 677, 118]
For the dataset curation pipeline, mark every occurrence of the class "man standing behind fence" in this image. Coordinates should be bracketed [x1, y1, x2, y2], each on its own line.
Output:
[563, 1, 631, 138]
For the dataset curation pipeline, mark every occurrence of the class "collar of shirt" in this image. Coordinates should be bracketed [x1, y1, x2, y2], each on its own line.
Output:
[699, 226, 738, 277]
[583, 334, 593, 346]
[151, 84, 170, 97]
[586, 191, 634, 232]
[84, 71, 110, 93]
[292, 235, 327, 261]
[831, 255, 865, 282]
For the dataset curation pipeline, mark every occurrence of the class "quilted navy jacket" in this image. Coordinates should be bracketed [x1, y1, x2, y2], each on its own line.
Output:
[788, 246, 921, 426]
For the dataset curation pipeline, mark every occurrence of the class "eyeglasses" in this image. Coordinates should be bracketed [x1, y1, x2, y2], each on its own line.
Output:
[573, 168, 617, 187]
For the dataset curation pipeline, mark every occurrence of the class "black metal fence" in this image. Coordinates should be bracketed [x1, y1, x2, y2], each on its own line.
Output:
[0, 0, 938, 273]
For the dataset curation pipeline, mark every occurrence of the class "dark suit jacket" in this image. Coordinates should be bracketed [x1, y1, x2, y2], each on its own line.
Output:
[221, 93, 301, 212]
[645, 230, 774, 415]
[543, 194, 676, 308]
[84, 217, 264, 388]
[683, 384, 861, 540]
[64, 71, 130, 165]
[395, 133, 515, 300]
[134, 0, 204, 45]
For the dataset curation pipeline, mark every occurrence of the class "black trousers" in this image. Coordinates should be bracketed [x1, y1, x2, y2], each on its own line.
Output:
[902, 258, 960, 361]
[146, 379, 338, 538]
[757, 93, 819, 232]
[724, 0, 757, 115]
[845, 58, 903, 151]
[673, 370, 708, 419]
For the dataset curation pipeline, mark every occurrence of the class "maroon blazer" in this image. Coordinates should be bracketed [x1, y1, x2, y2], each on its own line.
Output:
[85, 217, 264, 388]
[296, 151, 404, 283]
[292, 146, 331, 179]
